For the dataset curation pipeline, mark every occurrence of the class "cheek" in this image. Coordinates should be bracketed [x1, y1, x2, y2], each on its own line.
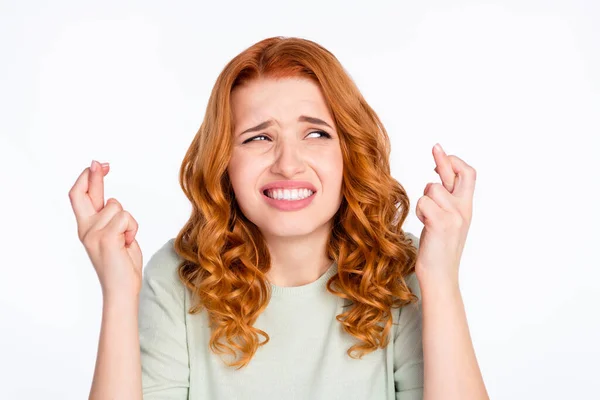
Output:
[227, 154, 245, 194]
[317, 149, 344, 183]
[228, 152, 262, 197]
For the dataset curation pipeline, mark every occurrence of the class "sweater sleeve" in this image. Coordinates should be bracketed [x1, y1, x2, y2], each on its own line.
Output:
[394, 231, 424, 400]
[138, 239, 190, 399]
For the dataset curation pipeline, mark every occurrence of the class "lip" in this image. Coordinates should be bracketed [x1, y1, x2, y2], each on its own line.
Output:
[261, 189, 316, 211]
[260, 181, 317, 212]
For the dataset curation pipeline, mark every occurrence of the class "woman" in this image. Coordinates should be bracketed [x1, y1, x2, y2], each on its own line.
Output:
[69, 36, 489, 399]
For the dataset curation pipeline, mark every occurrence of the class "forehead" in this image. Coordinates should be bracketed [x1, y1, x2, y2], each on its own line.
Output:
[230, 77, 332, 124]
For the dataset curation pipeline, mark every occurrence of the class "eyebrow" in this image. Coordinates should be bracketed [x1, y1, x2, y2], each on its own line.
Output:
[239, 115, 333, 136]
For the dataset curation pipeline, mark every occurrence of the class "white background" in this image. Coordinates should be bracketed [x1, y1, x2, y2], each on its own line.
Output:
[1, 0, 599, 398]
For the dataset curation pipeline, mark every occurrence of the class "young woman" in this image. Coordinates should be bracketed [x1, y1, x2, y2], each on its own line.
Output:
[69, 36, 489, 399]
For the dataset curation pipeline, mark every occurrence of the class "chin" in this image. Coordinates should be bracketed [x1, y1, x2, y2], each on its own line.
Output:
[238, 199, 338, 239]
[257, 220, 318, 239]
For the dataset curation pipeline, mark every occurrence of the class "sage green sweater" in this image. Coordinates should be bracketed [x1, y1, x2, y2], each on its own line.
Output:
[138, 232, 423, 399]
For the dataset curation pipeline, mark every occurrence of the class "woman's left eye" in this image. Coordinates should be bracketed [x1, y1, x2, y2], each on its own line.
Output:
[307, 130, 332, 139]
[242, 135, 271, 144]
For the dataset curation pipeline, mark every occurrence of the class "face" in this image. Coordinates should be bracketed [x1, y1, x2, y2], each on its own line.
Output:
[228, 77, 344, 240]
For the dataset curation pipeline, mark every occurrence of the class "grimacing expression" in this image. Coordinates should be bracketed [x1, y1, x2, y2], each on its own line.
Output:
[227, 77, 344, 239]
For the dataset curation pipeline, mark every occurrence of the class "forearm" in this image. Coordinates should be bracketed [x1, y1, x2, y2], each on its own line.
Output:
[418, 271, 489, 400]
[89, 295, 142, 400]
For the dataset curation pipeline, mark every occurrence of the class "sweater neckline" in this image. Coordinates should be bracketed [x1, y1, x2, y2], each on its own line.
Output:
[269, 260, 338, 297]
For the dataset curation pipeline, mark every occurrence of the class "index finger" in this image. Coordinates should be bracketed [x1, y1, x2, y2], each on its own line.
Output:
[68, 163, 110, 223]
[433, 143, 456, 193]
[88, 160, 105, 212]
[68, 167, 96, 223]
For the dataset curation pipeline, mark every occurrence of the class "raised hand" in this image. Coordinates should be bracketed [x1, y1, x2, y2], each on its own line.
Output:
[415, 143, 477, 285]
[68, 160, 143, 298]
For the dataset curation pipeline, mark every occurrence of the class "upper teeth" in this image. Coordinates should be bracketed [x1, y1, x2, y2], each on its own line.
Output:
[266, 188, 314, 200]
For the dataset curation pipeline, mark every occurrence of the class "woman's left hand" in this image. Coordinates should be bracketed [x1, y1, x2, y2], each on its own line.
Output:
[414, 143, 477, 286]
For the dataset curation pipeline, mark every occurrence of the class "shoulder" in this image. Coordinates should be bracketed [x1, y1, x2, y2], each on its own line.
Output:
[142, 238, 184, 286]
[403, 230, 421, 296]
[139, 238, 187, 320]
[396, 231, 422, 330]
[404, 230, 420, 250]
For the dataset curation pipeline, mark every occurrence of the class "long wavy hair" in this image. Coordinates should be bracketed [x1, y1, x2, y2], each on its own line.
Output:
[173, 36, 419, 370]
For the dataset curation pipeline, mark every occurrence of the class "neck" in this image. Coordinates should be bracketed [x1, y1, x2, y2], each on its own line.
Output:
[263, 223, 333, 288]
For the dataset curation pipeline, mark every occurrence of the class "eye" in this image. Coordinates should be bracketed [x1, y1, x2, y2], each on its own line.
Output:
[306, 130, 332, 139]
[242, 131, 332, 144]
[242, 134, 271, 144]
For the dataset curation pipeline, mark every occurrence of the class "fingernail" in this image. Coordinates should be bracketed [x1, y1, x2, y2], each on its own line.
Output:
[435, 143, 445, 154]
[101, 162, 109, 168]
[90, 160, 97, 172]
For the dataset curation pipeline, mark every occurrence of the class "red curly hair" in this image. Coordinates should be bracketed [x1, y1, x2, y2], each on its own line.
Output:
[173, 36, 419, 370]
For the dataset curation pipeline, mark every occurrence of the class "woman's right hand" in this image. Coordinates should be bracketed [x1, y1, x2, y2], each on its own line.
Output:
[69, 160, 143, 299]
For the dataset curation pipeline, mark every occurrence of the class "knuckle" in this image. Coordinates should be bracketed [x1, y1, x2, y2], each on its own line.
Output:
[464, 164, 475, 176]
[423, 183, 432, 195]
[431, 183, 444, 194]
[108, 198, 123, 210]
[119, 210, 131, 221]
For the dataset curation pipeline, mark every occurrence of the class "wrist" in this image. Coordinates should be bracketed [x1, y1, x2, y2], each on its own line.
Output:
[102, 290, 140, 309]
[415, 264, 460, 292]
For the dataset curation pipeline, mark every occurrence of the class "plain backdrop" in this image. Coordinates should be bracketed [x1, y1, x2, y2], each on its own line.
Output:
[1, 0, 598, 398]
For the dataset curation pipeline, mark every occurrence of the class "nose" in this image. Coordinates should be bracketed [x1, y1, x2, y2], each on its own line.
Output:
[269, 136, 306, 178]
